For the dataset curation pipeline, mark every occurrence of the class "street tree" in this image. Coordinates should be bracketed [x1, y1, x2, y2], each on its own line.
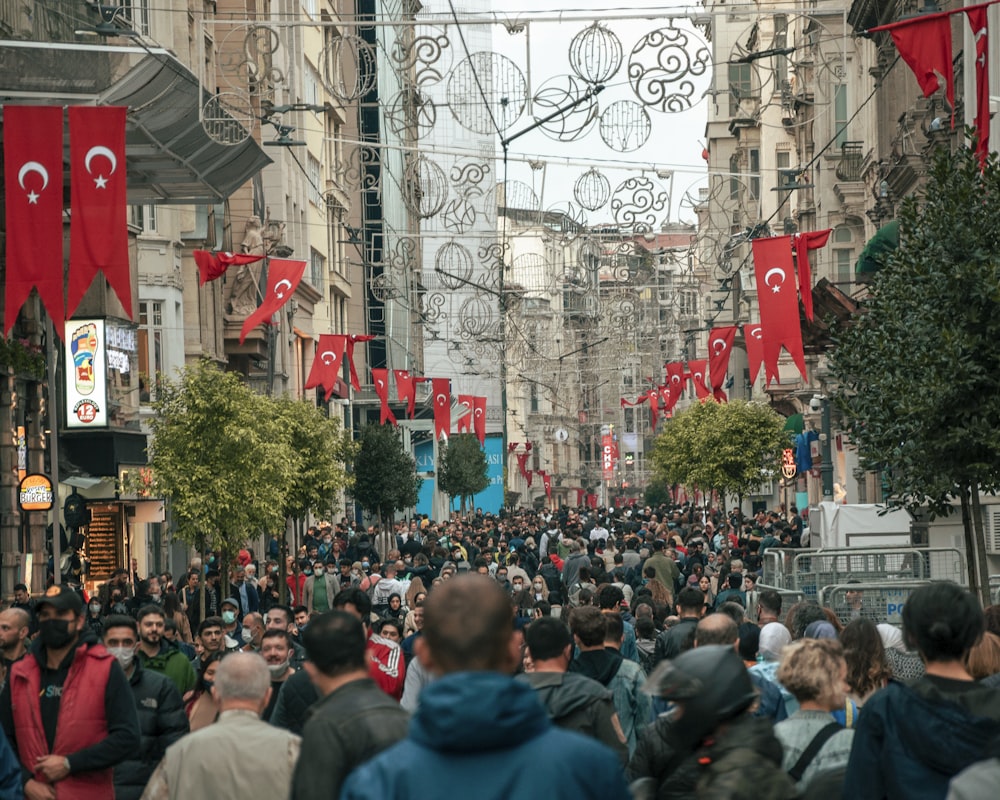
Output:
[651, 399, 787, 511]
[352, 424, 421, 557]
[437, 433, 489, 514]
[830, 144, 1000, 602]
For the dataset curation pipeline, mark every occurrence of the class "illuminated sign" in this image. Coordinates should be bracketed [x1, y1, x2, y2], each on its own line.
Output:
[19, 473, 54, 512]
[65, 319, 107, 428]
[781, 448, 797, 480]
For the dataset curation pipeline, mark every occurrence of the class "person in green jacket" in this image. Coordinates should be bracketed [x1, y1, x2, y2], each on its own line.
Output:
[136, 605, 197, 697]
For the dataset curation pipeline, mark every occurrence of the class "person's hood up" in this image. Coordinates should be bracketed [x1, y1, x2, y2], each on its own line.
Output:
[571, 648, 623, 686]
[759, 622, 791, 661]
[410, 671, 549, 752]
[516, 671, 612, 720]
[877, 623, 907, 653]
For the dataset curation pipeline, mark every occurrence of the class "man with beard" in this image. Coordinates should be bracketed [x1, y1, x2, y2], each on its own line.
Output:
[0, 608, 31, 683]
[135, 606, 197, 696]
[0, 585, 139, 800]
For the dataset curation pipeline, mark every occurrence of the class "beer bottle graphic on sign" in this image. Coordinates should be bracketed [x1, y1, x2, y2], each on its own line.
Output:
[71, 323, 99, 396]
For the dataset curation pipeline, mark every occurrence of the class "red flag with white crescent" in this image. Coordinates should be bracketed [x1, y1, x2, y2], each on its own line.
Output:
[752, 236, 807, 384]
[660, 384, 677, 413]
[194, 250, 264, 285]
[688, 359, 711, 400]
[665, 362, 687, 400]
[966, 6, 990, 166]
[708, 325, 737, 400]
[239, 259, 306, 344]
[393, 370, 415, 418]
[4, 106, 65, 336]
[743, 323, 765, 385]
[646, 387, 660, 430]
[346, 334, 375, 391]
[473, 396, 487, 445]
[539, 470, 552, 497]
[68, 106, 131, 319]
[793, 230, 831, 322]
[304, 334, 346, 402]
[371, 367, 397, 425]
[620, 395, 649, 408]
[431, 377, 451, 440]
[456, 395, 474, 434]
[516, 451, 532, 486]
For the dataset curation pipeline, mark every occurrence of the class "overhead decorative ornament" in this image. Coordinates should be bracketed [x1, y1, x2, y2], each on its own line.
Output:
[499, 180, 540, 211]
[599, 100, 651, 152]
[611, 176, 668, 234]
[322, 34, 378, 102]
[532, 75, 600, 142]
[435, 241, 475, 290]
[389, 28, 452, 86]
[201, 92, 254, 145]
[574, 168, 611, 211]
[402, 155, 449, 218]
[569, 22, 623, 85]
[628, 22, 712, 113]
[447, 52, 527, 134]
[385, 87, 437, 139]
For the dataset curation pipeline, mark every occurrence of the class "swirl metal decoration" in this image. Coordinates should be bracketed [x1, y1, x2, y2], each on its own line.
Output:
[388, 236, 419, 274]
[604, 287, 640, 337]
[447, 52, 527, 134]
[435, 241, 475, 290]
[402, 155, 449, 218]
[322, 34, 378, 102]
[610, 175, 669, 235]
[201, 92, 254, 145]
[217, 24, 285, 104]
[568, 22, 623, 85]
[532, 75, 600, 142]
[573, 168, 611, 211]
[390, 29, 452, 87]
[440, 160, 490, 234]
[335, 145, 381, 192]
[385, 87, 437, 139]
[627, 22, 711, 113]
[599, 101, 651, 152]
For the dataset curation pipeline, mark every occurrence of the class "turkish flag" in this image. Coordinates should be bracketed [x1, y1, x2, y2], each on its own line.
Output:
[371, 368, 397, 425]
[346, 334, 375, 391]
[68, 106, 130, 319]
[540, 470, 552, 497]
[304, 334, 346, 401]
[660, 384, 677, 413]
[966, 7, 990, 166]
[239, 258, 306, 343]
[793, 230, 831, 321]
[753, 236, 807, 384]
[620, 395, 649, 408]
[4, 106, 65, 336]
[456, 395, 474, 434]
[194, 250, 264, 285]
[708, 325, 737, 400]
[646, 387, 661, 429]
[394, 370, 419, 418]
[473, 396, 487, 445]
[688, 359, 711, 400]
[431, 377, 451, 440]
[870, 13, 954, 126]
[516, 451, 532, 486]
[743, 323, 765, 384]
[665, 362, 687, 400]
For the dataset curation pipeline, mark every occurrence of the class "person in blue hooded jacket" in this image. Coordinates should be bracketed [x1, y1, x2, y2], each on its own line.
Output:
[843, 582, 1000, 799]
[340, 574, 630, 800]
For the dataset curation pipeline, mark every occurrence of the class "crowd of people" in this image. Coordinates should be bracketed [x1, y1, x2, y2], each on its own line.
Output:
[0, 502, 999, 798]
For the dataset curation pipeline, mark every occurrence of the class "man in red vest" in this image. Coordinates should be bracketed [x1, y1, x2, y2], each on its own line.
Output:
[0, 584, 139, 800]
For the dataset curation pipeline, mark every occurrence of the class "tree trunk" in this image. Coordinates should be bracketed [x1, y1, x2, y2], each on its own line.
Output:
[970, 490, 992, 606]
[198, 537, 207, 625]
[278, 521, 289, 606]
[959, 485, 980, 598]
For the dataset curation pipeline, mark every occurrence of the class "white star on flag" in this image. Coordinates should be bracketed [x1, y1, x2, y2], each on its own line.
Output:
[94, 175, 108, 189]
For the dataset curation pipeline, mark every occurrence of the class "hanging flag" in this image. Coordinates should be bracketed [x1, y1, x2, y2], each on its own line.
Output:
[688, 359, 711, 400]
[576, 488, 585, 506]
[371, 367, 397, 425]
[660, 384, 677, 413]
[431, 377, 451, 440]
[393, 370, 417, 418]
[239, 258, 306, 343]
[540, 470, 552, 498]
[4, 106, 65, 335]
[708, 325, 737, 402]
[508, 441, 520, 453]
[793, 230, 832, 322]
[303, 333, 347, 401]
[646, 387, 661, 430]
[456, 395, 475, 434]
[620, 395, 649, 408]
[473, 396, 487, 445]
[193, 250, 264, 285]
[752, 236, 808, 384]
[869, 12, 954, 126]
[346, 334, 375, 391]
[665, 362, 687, 400]
[743, 323, 765, 385]
[68, 106, 131, 319]
[516, 451, 533, 486]
[966, 6, 990, 166]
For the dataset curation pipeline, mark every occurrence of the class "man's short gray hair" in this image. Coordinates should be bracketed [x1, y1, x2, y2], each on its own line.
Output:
[213, 652, 271, 702]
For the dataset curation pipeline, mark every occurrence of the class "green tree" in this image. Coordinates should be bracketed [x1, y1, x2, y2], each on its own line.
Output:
[651, 400, 787, 510]
[830, 144, 1000, 602]
[353, 424, 422, 537]
[437, 433, 489, 513]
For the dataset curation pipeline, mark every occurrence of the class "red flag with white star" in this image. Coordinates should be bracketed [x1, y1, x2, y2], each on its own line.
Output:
[665, 362, 687, 401]
[68, 106, 130, 319]
[239, 258, 306, 343]
[966, 6, 990, 166]
[687, 359, 711, 400]
[743, 323, 765, 385]
[753, 235, 807, 383]
[456, 395, 474, 434]
[431, 378, 451, 440]
[304, 334, 346, 402]
[194, 250, 264, 285]
[473, 396, 487, 445]
[346, 334, 375, 391]
[4, 106, 65, 335]
[708, 325, 737, 402]
[371, 368, 397, 425]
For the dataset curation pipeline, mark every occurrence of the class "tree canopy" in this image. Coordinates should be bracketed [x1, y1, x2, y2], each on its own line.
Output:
[437, 433, 489, 513]
[651, 399, 788, 503]
[352, 424, 422, 526]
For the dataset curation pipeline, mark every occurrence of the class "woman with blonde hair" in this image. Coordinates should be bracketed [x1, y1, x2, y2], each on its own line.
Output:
[965, 630, 1000, 682]
[774, 638, 855, 792]
[405, 576, 427, 609]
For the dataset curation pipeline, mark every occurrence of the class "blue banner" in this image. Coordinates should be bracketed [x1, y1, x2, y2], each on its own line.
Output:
[415, 434, 503, 517]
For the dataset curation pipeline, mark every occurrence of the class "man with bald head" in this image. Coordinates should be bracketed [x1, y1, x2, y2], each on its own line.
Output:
[0, 607, 30, 681]
[694, 613, 739, 649]
[342, 575, 630, 800]
[140, 652, 300, 799]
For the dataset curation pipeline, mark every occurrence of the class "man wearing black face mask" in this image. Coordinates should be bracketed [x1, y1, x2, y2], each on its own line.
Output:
[0, 584, 140, 800]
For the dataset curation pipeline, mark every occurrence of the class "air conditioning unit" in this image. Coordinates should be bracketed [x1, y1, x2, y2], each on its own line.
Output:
[983, 503, 1000, 554]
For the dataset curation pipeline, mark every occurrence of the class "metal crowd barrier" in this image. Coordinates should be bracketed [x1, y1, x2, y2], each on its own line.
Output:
[818, 581, 933, 626]
[753, 584, 806, 623]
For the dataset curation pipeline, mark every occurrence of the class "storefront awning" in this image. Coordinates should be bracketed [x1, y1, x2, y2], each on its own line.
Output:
[856, 220, 899, 276]
[0, 40, 270, 204]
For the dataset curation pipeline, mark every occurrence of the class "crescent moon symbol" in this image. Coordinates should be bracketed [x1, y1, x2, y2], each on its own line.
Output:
[750, 326, 763, 340]
[475, 408, 484, 417]
[764, 267, 786, 288]
[711, 338, 727, 355]
[84, 145, 117, 175]
[319, 350, 336, 364]
[435, 393, 448, 405]
[274, 279, 293, 298]
[18, 161, 49, 191]
[671, 375, 681, 385]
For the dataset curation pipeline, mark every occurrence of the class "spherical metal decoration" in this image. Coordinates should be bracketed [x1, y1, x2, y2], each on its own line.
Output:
[435, 241, 475, 290]
[385, 87, 437, 139]
[545, 201, 588, 242]
[201, 92, 254, 145]
[322, 34, 378, 103]
[513, 252, 547, 295]
[611, 175, 669, 235]
[499, 180, 540, 211]
[532, 75, 599, 142]
[569, 23, 623, 85]
[573, 168, 611, 211]
[459, 295, 495, 338]
[599, 101, 651, 152]
[627, 22, 712, 113]
[403, 155, 449, 219]
[447, 52, 527, 134]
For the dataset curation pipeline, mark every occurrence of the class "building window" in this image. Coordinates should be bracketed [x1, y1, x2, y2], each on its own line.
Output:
[834, 84, 848, 147]
[729, 153, 741, 200]
[122, 0, 150, 35]
[728, 63, 753, 116]
[836, 249, 853, 285]
[749, 148, 760, 200]
[137, 301, 162, 403]
[131, 205, 157, 233]
[529, 382, 539, 413]
[310, 248, 325, 289]
[307, 155, 322, 208]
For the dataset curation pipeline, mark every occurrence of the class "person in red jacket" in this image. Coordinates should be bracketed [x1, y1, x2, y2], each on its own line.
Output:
[333, 588, 405, 700]
[0, 584, 139, 800]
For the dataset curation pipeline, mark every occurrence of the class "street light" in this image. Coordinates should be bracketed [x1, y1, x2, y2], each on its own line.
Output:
[812, 394, 834, 500]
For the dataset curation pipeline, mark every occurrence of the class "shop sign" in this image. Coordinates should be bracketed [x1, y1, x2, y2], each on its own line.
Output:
[19, 473, 54, 511]
[65, 319, 108, 428]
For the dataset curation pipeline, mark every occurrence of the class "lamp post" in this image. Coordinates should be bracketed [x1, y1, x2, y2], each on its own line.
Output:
[820, 398, 834, 501]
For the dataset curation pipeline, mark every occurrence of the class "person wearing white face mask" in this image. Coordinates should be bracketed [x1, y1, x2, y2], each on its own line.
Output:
[103, 615, 189, 800]
[260, 629, 296, 722]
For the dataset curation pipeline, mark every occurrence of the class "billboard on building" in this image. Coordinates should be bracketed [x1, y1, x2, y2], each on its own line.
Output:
[64, 318, 140, 430]
[415, 434, 503, 517]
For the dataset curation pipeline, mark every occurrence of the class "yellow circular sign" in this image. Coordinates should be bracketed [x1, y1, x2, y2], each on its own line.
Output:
[19, 473, 54, 512]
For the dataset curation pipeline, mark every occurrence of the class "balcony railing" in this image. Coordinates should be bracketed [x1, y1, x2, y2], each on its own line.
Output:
[835, 141, 865, 182]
